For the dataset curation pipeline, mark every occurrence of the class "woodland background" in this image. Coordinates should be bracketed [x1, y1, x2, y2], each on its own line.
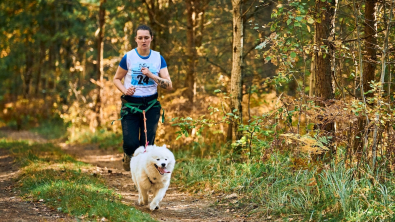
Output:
[1, 0, 395, 220]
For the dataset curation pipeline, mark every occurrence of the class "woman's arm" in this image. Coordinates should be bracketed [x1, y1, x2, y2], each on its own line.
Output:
[141, 67, 173, 90]
[113, 66, 135, 95]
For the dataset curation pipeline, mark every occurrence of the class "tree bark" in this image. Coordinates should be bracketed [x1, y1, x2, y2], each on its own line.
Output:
[95, 0, 106, 128]
[35, 43, 45, 96]
[313, 0, 336, 102]
[309, 58, 315, 97]
[228, 0, 243, 141]
[362, 0, 377, 95]
[142, 0, 173, 52]
[24, 37, 33, 98]
[180, 0, 210, 105]
[372, 0, 393, 168]
[353, 0, 377, 156]
[183, 0, 197, 105]
[313, 0, 337, 154]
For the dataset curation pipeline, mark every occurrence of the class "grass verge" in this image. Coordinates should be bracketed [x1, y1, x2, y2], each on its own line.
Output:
[67, 127, 123, 150]
[1, 139, 155, 222]
[29, 116, 68, 140]
[172, 144, 395, 221]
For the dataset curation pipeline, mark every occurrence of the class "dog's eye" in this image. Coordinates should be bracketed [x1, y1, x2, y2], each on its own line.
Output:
[156, 159, 159, 161]
[165, 159, 167, 161]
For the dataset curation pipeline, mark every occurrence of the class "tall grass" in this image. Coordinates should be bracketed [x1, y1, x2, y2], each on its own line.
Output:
[172, 143, 395, 221]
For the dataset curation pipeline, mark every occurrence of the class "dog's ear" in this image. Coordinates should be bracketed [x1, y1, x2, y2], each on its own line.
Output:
[161, 144, 167, 149]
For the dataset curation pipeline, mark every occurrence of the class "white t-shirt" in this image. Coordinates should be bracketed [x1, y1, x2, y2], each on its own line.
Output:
[123, 49, 161, 97]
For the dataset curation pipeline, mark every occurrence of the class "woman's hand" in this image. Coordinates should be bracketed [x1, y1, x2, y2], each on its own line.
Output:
[140, 67, 173, 90]
[124, 86, 136, 96]
[141, 67, 153, 78]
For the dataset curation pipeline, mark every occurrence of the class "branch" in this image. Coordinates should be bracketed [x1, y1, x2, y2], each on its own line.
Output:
[142, 0, 168, 28]
[243, 41, 262, 60]
[342, 28, 386, 43]
[331, 69, 356, 98]
[245, 2, 271, 21]
[141, 0, 150, 9]
[205, 57, 230, 75]
[242, 0, 257, 17]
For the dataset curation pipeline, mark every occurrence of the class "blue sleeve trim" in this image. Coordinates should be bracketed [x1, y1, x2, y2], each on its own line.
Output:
[119, 54, 128, 70]
[160, 55, 167, 69]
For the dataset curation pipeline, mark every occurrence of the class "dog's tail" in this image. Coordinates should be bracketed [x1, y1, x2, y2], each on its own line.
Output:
[133, 146, 146, 157]
[133, 145, 166, 157]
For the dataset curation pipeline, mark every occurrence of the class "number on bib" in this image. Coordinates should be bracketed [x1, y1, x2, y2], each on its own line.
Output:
[137, 75, 149, 85]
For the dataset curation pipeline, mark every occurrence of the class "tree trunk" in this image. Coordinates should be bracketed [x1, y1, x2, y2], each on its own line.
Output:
[309, 58, 315, 97]
[372, 0, 393, 168]
[353, 0, 377, 156]
[47, 45, 55, 97]
[184, 0, 197, 105]
[35, 43, 43, 96]
[228, 0, 243, 141]
[313, 0, 337, 154]
[314, 0, 335, 102]
[362, 0, 377, 94]
[95, 0, 106, 128]
[24, 38, 33, 98]
[194, 0, 208, 48]
[142, 0, 173, 53]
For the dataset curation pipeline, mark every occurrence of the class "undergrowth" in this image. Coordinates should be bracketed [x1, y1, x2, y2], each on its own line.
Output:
[1, 139, 155, 222]
[29, 116, 68, 140]
[15, 86, 395, 221]
[172, 143, 395, 221]
[28, 115, 122, 150]
[67, 127, 123, 150]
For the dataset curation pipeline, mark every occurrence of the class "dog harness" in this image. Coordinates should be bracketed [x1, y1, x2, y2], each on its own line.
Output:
[112, 99, 165, 149]
[147, 176, 155, 184]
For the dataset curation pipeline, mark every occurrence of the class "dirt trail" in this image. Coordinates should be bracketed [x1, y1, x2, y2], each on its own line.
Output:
[0, 129, 255, 222]
[60, 144, 252, 222]
[0, 129, 74, 222]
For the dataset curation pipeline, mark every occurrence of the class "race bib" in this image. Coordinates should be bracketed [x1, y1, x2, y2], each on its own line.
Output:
[129, 63, 157, 86]
[130, 74, 155, 86]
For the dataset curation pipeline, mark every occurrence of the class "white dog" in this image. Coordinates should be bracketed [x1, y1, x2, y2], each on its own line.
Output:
[130, 144, 175, 211]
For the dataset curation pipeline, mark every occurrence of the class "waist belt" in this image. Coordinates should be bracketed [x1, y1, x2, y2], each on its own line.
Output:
[111, 99, 165, 125]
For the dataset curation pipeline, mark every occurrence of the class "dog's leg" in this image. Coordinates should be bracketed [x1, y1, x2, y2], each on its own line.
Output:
[151, 189, 161, 210]
[149, 186, 168, 211]
[135, 183, 145, 206]
[131, 175, 143, 206]
[134, 181, 148, 206]
[141, 188, 149, 205]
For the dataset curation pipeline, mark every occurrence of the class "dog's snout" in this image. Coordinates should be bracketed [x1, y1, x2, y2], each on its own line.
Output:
[161, 163, 166, 167]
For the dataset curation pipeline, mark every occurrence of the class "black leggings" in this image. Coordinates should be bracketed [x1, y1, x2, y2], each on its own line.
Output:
[120, 94, 161, 156]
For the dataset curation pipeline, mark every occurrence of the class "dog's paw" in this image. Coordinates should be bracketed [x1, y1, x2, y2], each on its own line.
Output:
[149, 203, 159, 211]
[135, 199, 146, 206]
[134, 200, 141, 206]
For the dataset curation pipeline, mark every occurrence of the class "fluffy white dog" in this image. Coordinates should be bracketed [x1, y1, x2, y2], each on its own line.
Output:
[130, 144, 175, 211]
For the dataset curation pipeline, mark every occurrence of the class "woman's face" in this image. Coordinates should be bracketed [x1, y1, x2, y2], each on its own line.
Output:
[135, 30, 152, 50]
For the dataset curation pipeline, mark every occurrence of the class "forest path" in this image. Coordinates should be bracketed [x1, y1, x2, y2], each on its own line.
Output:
[0, 129, 74, 222]
[0, 129, 253, 222]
